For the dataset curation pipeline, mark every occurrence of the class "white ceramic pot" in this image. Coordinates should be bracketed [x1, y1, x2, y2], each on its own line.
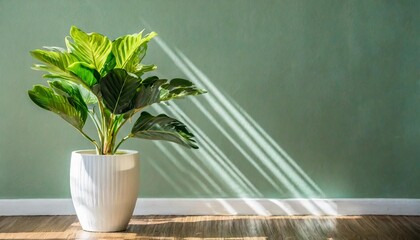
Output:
[70, 150, 139, 232]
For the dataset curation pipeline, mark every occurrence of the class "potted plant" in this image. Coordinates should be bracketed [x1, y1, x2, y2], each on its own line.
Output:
[28, 26, 206, 232]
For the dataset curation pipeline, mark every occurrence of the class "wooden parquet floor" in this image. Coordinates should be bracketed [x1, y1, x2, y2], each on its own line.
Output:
[0, 215, 419, 239]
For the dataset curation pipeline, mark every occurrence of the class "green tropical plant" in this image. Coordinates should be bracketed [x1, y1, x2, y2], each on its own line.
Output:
[28, 26, 206, 155]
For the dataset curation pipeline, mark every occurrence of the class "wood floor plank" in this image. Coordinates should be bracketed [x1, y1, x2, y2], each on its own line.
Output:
[0, 215, 419, 239]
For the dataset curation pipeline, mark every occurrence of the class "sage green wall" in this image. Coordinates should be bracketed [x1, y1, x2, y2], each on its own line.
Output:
[0, 0, 419, 199]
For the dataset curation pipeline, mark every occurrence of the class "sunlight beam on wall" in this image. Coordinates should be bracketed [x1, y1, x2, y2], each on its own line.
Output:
[147, 160, 188, 196]
[175, 51, 336, 214]
[150, 143, 207, 195]
[154, 140, 226, 195]
[150, 33, 336, 215]
[153, 104, 262, 197]
[176, 50, 320, 196]
[231, 99, 324, 194]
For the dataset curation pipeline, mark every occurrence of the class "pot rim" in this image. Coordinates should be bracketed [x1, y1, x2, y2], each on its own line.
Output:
[72, 149, 138, 156]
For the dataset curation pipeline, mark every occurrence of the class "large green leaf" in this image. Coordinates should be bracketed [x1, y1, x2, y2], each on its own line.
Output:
[122, 76, 166, 119]
[100, 52, 116, 76]
[122, 77, 206, 119]
[49, 78, 97, 105]
[100, 69, 140, 114]
[78, 85, 98, 105]
[160, 78, 207, 101]
[48, 80, 76, 98]
[28, 85, 87, 130]
[133, 76, 167, 109]
[112, 31, 157, 73]
[67, 62, 100, 87]
[134, 64, 157, 77]
[66, 26, 112, 72]
[48, 80, 89, 111]
[30, 49, 80, 83]
[131, 111, 198, 149]
[135, 77, 206, 107]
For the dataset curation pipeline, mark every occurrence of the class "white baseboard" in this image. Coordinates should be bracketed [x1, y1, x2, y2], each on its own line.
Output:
[0, 198, 419, 216]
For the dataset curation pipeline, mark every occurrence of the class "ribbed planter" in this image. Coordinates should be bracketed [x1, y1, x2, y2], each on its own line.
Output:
[70, 150, 139, 232]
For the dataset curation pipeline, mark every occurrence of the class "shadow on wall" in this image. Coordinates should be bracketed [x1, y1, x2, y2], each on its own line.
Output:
[148, 36, 338, 216]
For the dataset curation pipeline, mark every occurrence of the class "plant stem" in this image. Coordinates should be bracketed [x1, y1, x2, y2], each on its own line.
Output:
[88, 108, 103, 141]
[76, 129, 100, 154]
[113, 117, 129, 140]
[114, 134, 133, 153]
[103, 113, 116, 154]
[97, 100, 107, 154]
[110, 110, 142, 153]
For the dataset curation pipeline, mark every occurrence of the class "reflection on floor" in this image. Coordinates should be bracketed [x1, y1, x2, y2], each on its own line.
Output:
[0, 215, 419, 239]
